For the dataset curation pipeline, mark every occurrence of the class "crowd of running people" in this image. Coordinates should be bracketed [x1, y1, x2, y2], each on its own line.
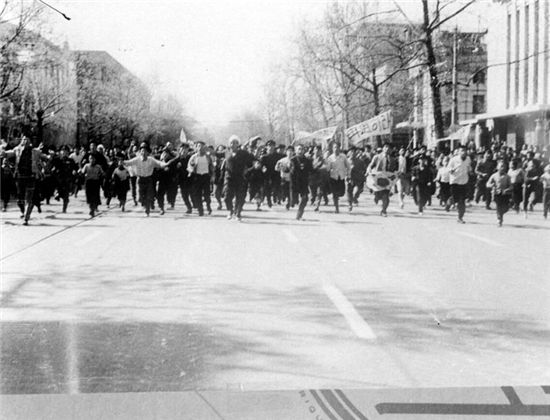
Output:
[1, 135, 549, 226]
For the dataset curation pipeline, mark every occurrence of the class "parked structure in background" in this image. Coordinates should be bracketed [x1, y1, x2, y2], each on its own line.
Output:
[410, 29, 487, 150]
[470, 0, 550, 151]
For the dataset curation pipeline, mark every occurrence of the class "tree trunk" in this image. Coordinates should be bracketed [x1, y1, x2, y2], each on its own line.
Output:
[421, 0, 445, 140]
[36, 109, 44, 145]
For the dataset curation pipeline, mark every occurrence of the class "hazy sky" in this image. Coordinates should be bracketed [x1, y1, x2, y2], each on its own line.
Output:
[44, 0, 490, 126]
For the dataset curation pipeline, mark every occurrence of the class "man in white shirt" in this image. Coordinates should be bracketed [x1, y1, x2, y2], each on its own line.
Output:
[326, 142, 350, 213]
[123, 142, 177, 216]
[187, 141, 213, 216]
[448, 146, 472, 223]
[275, 146, 294, 210]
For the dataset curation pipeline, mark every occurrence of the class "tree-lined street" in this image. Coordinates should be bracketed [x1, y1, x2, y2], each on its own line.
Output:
[2, 198, 549, 394]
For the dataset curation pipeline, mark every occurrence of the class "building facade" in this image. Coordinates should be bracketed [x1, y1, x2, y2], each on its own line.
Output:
[477, 0, 550, 150]
[411, 30, 487, 149]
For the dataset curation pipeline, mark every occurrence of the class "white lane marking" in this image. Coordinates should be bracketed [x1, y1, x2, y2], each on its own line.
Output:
[456, 231, 504, 247]
[283, 228, 298, 243]
[76, 230, 102, 246]
[323, 283, 376, 340]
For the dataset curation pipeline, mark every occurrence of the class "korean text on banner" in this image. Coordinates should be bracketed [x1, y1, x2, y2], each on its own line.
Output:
[346, 111, 393, 145]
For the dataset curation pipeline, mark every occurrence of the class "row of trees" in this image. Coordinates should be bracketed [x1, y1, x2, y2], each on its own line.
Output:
[1, 0, 196, 148]
[261, 0, 479, 145]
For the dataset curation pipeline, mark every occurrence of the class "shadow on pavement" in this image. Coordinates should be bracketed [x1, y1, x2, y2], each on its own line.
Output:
[2, 265, 549, 394]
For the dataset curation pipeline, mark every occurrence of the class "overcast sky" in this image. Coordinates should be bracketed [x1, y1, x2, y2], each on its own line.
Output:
[44, 0, 491, 127]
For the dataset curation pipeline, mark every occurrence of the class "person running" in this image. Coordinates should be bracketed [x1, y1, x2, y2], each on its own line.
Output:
[326, 142, 350, 214]
[112, 154, 130, 211]
[224, 135, 254, 221]
[347, 147, 367, 211]
[508, 158, 524, 213]
[1, 154, 15, 211]
[246, 159, 265, 211]
[157, 142, 179, 214]
[486, 160, 512, 227]
[367, 143, 395, 217]
[309, 145, 328, 212]
[123, 142, 178, 216]
[475, 151, 495, 209]
[176, 143, 194, 214]
[275, 146, 294, 210]
[81, 154, 104, 217]
[213, 145, 226, 210]
[435, 155, 451, 211]
[541, 164, 550, 219]
[396, 147, 410, 209]
[260, 140, 281, 208]
[187, 141, 214, 216]
[411, 155, 433, 215]
[51, 145, 78, 213]
[448, 146, 472, 224]
[1, 136, 46, 225]
[290, 144, 312, 220]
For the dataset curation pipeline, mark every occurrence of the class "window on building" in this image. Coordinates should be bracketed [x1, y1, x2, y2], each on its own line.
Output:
[473, 69, 486, 85]
[473, 95, 486, 114]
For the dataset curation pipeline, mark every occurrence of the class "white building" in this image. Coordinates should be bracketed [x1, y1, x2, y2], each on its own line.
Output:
[474, 0, 550, 150]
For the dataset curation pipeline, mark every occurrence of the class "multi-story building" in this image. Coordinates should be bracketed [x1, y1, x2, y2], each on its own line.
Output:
[472, 0, 549, 150]
[410, 30, 487, 149]
[0, 22, 77, 146]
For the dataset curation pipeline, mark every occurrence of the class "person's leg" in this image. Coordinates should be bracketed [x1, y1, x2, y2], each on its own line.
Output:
[235, 183, 246, 219]
[381, 190, 389, 215]
[224, 184, 234, 217]
[416, 185, 423, 213]
[457, 185, 466, 221]
[202, 176, 212, 214]
[23, 178, 36, 223]
[543, 189, 549, 218]
[297, 192, 308, 219]
[16, 177, 26, 215]
[347, 180, 354, 210]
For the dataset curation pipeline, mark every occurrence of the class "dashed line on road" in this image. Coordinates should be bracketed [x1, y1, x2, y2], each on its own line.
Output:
[283, 228, 299, 243]
[322, 283, 376, 340]
[455, 231, 504, 247]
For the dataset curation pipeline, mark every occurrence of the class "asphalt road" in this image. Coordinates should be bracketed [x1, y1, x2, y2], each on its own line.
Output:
[1, 193, 549, 394]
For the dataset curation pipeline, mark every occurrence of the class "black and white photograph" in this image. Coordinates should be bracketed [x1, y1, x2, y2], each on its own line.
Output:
[1, 0, 549, 418]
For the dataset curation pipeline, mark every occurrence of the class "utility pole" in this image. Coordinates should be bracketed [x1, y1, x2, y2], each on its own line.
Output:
[451, 26, 459, 127]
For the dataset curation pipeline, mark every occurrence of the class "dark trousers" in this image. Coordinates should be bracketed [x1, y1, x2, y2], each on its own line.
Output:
[281, 180, 291, 209]
[416, 184, 430, 212]
[511, 183, 523, 211]
[347, 179, 364, 205]
[138, 176, 155, 214]
[129, 176, 137, 203]
[85, 179, 101, 210]
[214, 182, 224, 208]
[475, 178, 491, 208]
[543, 189, 550, 218]
[156, 178, 175, 210]
[225, 181, 246, 217]
[292, 190, 308, 219]
[192, 174, 211, 215]
[16, 176, 36, 221]
[330, 178, 345, 212]
[179, 182, 193, 211]
[451, 183, 467, 220]
[374, 190, 390, 214]
[494, 193, 510, 223]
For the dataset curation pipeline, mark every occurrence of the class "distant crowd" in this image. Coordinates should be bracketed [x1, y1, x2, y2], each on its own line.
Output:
[1, 135, 549, 227]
